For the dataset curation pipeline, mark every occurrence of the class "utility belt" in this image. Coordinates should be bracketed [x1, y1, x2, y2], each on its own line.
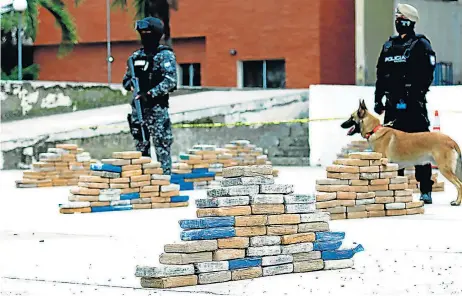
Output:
[384, 84, 427, 111]
[130, 94, 170, 111]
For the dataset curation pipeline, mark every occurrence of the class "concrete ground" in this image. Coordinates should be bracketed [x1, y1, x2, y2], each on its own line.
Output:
[1, 167, 462, 296]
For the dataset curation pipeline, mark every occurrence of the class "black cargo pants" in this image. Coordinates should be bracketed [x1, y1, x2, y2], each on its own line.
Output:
[384, 96, 434, 194]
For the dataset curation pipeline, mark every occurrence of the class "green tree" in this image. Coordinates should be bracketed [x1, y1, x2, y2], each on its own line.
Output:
[1, 0, 78, 79]
[1, 0, 78, 56]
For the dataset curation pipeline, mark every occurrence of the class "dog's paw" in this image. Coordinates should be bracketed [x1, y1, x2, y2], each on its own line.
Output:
[450, 200, 461, 206]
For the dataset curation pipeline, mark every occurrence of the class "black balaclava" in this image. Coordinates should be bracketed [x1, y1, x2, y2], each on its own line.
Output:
[395, 17, 415, 36]
[137, 17, 164, 53]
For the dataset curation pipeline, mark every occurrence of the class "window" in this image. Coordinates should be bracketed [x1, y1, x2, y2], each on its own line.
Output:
[240, 60, 286, 88]
[179, 63, 201, 87]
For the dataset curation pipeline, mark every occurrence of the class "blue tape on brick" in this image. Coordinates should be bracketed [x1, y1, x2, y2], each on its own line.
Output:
[183, 172, 215, 179]
[90, 205, 133, 212]
[321, 244, 364, 260]
[171, 196, 189, 203]
[192, 168, 209, 174]
[179, 153, 190, 160]
[171, 174, 185, 179]
[90, 163, 122, 173]
[313, 240, 343, 251]
[120, 192, 140, 200]
[228, 257, 262, 270]
[179, 182, 194, 190]
[181, 227, 236, 241]
[315, 232, 345, 242]
[179, 217, 235, 229]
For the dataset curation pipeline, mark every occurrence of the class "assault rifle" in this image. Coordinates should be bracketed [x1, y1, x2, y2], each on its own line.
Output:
[128, 57, 153, 159]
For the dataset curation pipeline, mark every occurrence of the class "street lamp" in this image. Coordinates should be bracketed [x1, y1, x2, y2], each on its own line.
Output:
[13, 0, 27, 81]
[106, 0, 112, 84]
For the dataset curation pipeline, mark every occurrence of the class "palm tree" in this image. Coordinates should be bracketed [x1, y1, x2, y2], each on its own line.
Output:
[1, 0, 78, 78]
[1, 0, 78, 55]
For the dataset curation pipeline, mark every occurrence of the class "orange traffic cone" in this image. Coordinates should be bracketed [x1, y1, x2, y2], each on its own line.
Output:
[433, 110, 440, 132]
[432, 110, 440, 169]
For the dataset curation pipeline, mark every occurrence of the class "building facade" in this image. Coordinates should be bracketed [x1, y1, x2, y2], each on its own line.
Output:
[33, 0, 355, 88]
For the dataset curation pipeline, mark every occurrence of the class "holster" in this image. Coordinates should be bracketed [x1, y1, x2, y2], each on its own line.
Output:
[127, 113, 150, 142]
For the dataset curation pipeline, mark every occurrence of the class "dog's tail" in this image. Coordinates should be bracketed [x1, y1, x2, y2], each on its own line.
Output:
[455, 144, 462, 181]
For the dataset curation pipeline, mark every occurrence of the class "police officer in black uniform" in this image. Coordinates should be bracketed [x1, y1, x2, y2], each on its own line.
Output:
[122, 16, 177, 175]
[374, 3, 437, 204]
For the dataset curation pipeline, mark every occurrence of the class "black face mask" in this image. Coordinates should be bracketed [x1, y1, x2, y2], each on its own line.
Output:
[140, 32, 162, 52]
[395, 17, 415, 35]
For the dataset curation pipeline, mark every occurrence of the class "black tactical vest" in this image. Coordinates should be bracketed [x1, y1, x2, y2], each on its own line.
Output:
[380, 34, 428, 96]
[132, 46, 173, 108]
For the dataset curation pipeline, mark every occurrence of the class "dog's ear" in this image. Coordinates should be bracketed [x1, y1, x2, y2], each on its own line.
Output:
[357, 99, 367, 118]
[360, 99, 367, 110]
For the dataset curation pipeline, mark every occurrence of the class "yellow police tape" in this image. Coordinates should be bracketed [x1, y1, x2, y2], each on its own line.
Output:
[171, 117, 347, 128]
[81, 117, 348, 131]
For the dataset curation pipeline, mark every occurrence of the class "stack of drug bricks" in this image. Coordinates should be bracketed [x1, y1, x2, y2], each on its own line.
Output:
[59, 151, 189, 214]
[135, 164, 364, 288]
[15, 144, 94, 188]
[225, 140, 270, 166]
[315, 152, 426, 220]
[336, 140, 371, 159]
[338, 140, 445, 193]
[171, 144, 235, 191]
[403, 167, 445, 193]
[225, 140, 279, 177]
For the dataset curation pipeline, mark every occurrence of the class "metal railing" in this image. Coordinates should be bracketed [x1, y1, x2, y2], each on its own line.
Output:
[433, 62, 454, 85]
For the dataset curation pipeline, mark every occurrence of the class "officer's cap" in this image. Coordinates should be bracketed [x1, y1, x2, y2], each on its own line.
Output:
[396, 3, 419, 23]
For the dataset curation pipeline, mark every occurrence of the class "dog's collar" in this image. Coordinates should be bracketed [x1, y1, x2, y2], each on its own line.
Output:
[365, 125, 382, 139]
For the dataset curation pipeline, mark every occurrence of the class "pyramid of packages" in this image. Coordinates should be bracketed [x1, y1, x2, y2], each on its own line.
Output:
[171, 144, 236, 191]
[336, 140, 372, 159]
[337, 140, 445, 193]
[134, 164, 364, 288]
[225, 140, 279, 177]
[15, 144, 96, 188]
[315, 152, 426, 220]
[225, 140, 270, 166]
[59, 151, 190, 214]
[403, 167, 445, 193]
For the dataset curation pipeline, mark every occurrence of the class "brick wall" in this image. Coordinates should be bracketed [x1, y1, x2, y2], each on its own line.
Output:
[34, 0, 355, 87]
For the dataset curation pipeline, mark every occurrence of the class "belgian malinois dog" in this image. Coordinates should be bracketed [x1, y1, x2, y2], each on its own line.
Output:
[341, 99, 462, 206]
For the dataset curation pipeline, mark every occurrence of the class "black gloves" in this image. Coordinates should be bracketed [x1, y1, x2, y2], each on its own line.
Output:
[136, 92, 150, 104]
[374, 94, 385, 115]
[131, 92, 150, 108]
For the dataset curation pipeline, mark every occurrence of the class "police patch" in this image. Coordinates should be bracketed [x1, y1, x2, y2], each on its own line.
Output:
[134, 60, 146, 66]
[429, 55, 436, 66]
[384, 41, 392, 52]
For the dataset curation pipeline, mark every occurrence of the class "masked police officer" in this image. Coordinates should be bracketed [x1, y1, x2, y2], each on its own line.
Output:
[122, 16, 177, 175]
[374, 3, 437, 204]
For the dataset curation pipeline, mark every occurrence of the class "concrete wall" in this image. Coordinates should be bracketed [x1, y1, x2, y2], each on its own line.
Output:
[2, 123, 309, 170]
[309, 84, 462, 166]
[0, 81, 130, 122]
[363, 0, 395, 85]
[356, 0, 395, 85]
[0, 81, 212, 122]
[0, 85, 310, 169]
